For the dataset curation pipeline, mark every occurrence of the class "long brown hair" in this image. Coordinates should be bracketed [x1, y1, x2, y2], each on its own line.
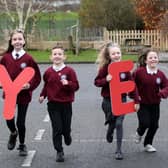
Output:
[5, 29, 25, 54]
[137, 48, 158, 67]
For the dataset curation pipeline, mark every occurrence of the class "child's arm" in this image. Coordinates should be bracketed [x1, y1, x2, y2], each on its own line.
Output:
[28, 59, 41, 91]
[94, 66, 109, 87]
[39, 72, 48, 103]
[158, 74, 168, 98]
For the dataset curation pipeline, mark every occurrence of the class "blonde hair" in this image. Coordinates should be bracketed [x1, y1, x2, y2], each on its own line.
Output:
[96, 42, 120, 70]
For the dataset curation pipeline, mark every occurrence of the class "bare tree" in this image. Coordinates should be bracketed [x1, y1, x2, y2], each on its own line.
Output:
[0, 0, 68, 30]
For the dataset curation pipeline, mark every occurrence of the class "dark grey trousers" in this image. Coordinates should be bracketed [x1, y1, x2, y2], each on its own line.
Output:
[47, 101, 72, 152]
[102, 97, 125, 152]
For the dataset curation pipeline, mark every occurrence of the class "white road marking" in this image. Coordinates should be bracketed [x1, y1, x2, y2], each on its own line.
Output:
[21, 150, 36, 167]
[34, 129, 45, 140]
[43, 114, 50, 122]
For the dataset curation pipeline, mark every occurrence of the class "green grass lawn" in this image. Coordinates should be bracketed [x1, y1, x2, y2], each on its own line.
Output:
[36, 11, 78, 21]
[28, 49, 138, 63]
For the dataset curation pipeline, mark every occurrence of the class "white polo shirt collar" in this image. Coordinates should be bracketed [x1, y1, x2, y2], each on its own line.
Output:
[146, 65, 158, 75]
[52, 63, 66, 72]
[12, 49, 26, 60]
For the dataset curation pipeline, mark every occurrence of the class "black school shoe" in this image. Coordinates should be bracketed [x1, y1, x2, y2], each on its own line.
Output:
[64, 135, 72, 146]
[7, 131, 18, 150]
[106, 132, 113, 143]
[56, 152, 64, 162]
[115, 152, 123, 160]
[106, 125, 113, 143]
[17, 144, 28, 156]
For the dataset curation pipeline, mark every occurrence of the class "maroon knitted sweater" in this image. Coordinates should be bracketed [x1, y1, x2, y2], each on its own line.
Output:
[40, 66, 79, 103]
[133, 66, 168, 104]
[0, 53, 41, 104]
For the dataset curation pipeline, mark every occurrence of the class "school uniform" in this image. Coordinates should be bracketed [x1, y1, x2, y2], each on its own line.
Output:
[94, 64, 139, 158]
[40, 64, 79, 153]
[133, 66, 168, 146]
[94, 64, 139, 125]
[0, 50, 41, 144]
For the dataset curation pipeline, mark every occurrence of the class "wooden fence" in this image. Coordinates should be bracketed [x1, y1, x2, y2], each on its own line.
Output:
[1, 28, 168, 51]
[103, 29, 168, 51]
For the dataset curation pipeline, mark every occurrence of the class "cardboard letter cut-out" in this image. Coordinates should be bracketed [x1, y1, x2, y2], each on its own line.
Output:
[108, 60, 135, 116]
[0, 65, 35, 120]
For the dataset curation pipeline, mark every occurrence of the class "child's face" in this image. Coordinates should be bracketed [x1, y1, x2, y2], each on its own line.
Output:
[145, 51, 159, 69]
[51, 48, 66, 65]
[11, 32, 25, 51]
[109, 46, 121, 62]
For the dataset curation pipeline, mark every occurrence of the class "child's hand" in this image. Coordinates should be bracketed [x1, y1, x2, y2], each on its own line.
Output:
[158, 90, 168, 99]
[22, 83, 30, 90]
[134, 104, 140, 112]
[39, 96, 44, 103]
[106, 74, 112, 82]
[61, 79, 68, 85]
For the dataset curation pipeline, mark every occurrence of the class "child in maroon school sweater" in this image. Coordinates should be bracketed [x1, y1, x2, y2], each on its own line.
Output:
[0, 29, 41, 156]
[94, 42, 139, 160]
[39, 45, 79, 162]
[133, 49, 168, 152]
